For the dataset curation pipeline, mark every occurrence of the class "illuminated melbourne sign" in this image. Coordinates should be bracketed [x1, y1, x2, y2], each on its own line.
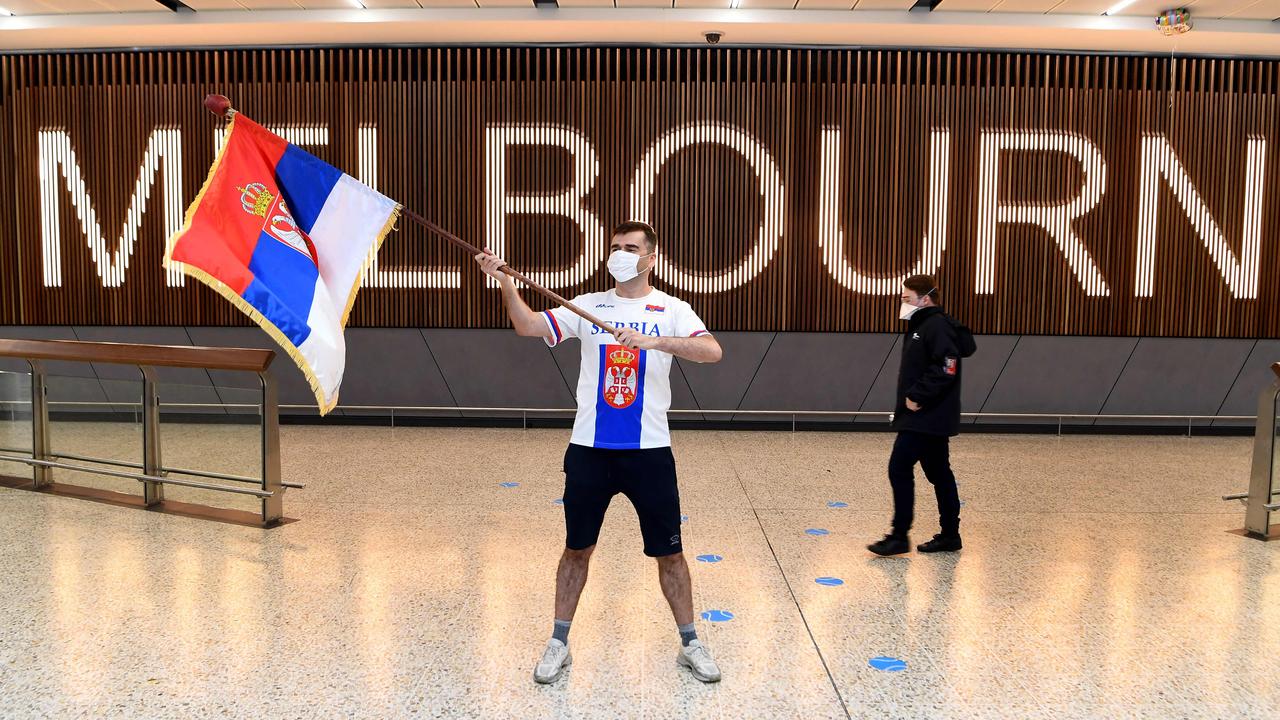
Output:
[7, 47, 1277, 337]
[37, 123, 1268, 297]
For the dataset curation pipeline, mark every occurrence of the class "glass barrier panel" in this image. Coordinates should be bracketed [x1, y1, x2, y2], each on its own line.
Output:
[45, 368, 143, 495]
[156, 372, 263, 514]
[0, 368, 33, 482]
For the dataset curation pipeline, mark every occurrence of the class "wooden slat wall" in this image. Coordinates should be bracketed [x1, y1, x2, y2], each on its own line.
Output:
[0, 47, 1276, 337]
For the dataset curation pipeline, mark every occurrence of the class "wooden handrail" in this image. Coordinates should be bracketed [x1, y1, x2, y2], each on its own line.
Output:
[0, 338, 274, 373]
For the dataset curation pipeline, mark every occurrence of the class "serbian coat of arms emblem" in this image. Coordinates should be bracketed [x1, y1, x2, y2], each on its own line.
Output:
[603, 345, 640, 409]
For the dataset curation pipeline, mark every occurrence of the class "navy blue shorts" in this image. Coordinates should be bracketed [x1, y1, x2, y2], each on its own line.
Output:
[562, 444, 683, 557]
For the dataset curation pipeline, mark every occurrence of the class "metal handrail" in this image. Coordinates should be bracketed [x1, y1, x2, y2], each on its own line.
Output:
[12, 457, 273, 498]
[3, 398, 1254, 422]
[0, 339, 289, 526]
[0, 338, 273, 373]
[0, 400, 262, 410]
[287, 405, 1255, 422]
[0, 449, 303, 490]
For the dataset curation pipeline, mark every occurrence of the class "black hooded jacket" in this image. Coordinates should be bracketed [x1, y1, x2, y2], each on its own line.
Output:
[891, 306, 962, 437]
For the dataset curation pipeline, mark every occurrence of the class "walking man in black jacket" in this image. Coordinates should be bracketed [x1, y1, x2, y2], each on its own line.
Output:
[868, 274, 964, 557]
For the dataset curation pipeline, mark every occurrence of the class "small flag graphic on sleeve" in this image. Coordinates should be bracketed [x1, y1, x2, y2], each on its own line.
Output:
[164, 114, 400, 414]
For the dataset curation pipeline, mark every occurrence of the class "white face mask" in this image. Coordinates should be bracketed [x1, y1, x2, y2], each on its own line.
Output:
[607, 250, 654, 283]
[898, 287, 936, 320]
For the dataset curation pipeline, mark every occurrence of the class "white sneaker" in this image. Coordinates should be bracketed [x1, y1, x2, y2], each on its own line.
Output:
[533, 639, 572, 684]
[677, 639, 722, 683]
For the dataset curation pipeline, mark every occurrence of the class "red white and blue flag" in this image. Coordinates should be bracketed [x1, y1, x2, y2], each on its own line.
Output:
[164, 114, 400, 414]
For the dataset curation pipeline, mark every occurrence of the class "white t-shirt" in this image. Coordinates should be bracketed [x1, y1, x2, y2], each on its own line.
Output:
[542, 288, 710, 450]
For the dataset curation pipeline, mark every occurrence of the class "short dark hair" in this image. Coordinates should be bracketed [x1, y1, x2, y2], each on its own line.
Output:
[903, 274, 940, 304]
[612, 221, 657, 253]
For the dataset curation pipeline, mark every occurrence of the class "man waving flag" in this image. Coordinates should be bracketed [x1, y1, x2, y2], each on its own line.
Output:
[165, 99, 400, 414]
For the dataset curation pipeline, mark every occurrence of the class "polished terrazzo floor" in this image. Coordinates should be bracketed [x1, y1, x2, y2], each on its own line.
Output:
[1, 427, 1277, 719]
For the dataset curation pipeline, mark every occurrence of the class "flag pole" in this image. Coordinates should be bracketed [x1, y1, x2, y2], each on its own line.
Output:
[396, 208, 618, 334]
[202, 94, 618, 337]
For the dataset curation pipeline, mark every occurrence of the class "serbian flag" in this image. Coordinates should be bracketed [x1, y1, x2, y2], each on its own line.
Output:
[164, 114, 400, 414]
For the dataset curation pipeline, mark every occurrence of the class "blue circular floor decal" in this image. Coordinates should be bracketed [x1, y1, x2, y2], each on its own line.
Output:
[869, 656, 907, 672]
[815, 576, 844, 586]
[805, 528, 830, 536]
[499, 482, 519, 488]
[696, 554, 723, 563]
[701, 610, 734, 622]
[827, 501, 849, 508]
[552, 498, 564, 505]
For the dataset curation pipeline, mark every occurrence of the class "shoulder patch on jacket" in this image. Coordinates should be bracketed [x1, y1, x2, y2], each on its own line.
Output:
[944, 357, 958, 376]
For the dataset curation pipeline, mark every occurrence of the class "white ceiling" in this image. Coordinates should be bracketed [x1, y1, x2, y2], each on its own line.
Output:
[0, 4, 1277, 57]
[0, 0, 1277, 13]
[939, 0, 1280, 19]
[2, 0, 159, 12]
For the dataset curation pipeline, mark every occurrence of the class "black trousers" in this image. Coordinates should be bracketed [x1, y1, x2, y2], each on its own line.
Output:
[562, 444, 683, 557]
[888, 430, 961, 537]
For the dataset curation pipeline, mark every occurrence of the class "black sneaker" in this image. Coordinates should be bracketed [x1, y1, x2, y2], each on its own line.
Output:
[867, 534, 910, 556]
[917, 533, 962, 553]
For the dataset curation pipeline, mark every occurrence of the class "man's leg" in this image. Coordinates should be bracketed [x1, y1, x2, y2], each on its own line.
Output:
[656, 551, 719, 682]
[535, 445, 614, 684]
[656, 552, 694, 627]
[869, 432, 924, 556]
[622, 448, 721, 682]
[536, 549, 590, 684]
[555, 443, 615, 637]
[554, 545, 596, 622]
[623, 448, 691, 627]
[919, 435, 962, 550]
[889, 431, 924, 537]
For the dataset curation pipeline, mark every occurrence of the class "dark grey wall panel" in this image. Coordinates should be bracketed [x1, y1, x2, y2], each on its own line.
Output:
[72, 327, 194, 381]
[859, 335, 903, 424]
[960, 336, 1019, 422]
[1216, 340, 1280, 426]
[0, 326, 106, 412]
[739, 333, 897, 420]
[183, 327, 319, 411]
[423, 329, 573, 412]
[71, 326, 224, 414]
[863, 336, 903, 409]
[1101, 338, 1255, 425]
[667, 360, 701, 416]
[335, 329, 456, 413]
[678, 332, 775, 413]
[95, 378, 143, 406]
[0, 326, 90, 377]
[548, 342, 582, 401]
[3, 327, 1277, 429]
[978, 336, 1138, 425]
[43, 376, 110, 411]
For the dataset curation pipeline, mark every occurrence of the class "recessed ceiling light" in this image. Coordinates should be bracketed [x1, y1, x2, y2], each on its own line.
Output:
[1103, 0, 1139, 15]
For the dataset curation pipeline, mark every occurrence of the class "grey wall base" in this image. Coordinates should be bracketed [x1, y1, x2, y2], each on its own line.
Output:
[1, 327, 1275, 433]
